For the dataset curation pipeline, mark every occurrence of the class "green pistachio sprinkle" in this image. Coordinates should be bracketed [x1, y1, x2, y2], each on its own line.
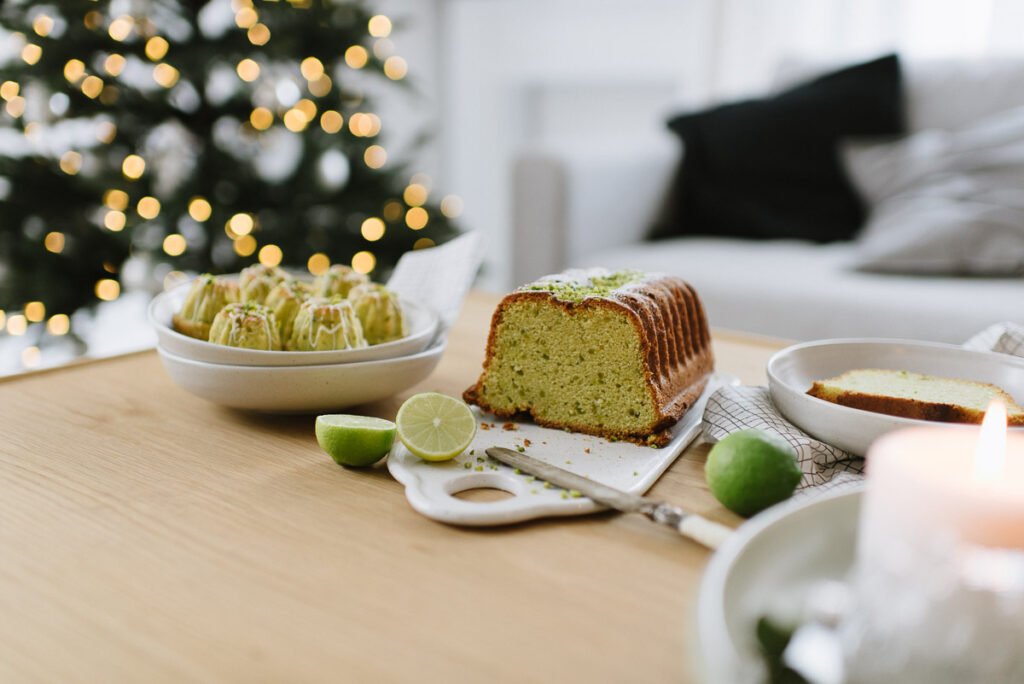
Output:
[520, 270, 645, 303]
[463, 462, 471, 469]
[516, 445, 525, 453]
[543, 482, 552, 489]
[569, 490, 582, 498]
[561, 491, 568, 499]
[526, 476, 535, 483]
[633, 471, 639, 476]
[475, 466, 484, 472]
[476, 456, 484, 463]
[513, 468, 521, 475]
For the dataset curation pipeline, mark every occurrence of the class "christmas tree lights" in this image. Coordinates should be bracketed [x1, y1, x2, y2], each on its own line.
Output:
[0, 0, 459, 347]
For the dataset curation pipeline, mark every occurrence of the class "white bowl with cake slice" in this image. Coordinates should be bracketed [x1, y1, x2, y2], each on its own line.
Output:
[768, 339, 1024, 456]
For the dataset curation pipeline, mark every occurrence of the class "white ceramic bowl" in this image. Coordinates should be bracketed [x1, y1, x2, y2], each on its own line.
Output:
[768, 338, 1024, 456]
[149, 281, 439, 367]
[697, 488, 862, 684]
[156, 341, 446, 412]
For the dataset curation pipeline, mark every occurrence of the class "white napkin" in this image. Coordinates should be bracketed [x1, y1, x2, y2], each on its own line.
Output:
[387, 231, 482, 332]
[702, 322, 1024, 493]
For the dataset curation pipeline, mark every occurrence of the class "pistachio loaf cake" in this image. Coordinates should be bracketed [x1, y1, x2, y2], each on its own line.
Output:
[464, 269, 714, 444]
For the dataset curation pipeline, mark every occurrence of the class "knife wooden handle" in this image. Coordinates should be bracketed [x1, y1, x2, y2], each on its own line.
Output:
[676, 515, 733, 550]
[642, 502, 733, 550]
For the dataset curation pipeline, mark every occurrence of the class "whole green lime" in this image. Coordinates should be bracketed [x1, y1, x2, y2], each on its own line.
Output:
[315, 414, 397, 467]
[705, 429, 802, 517]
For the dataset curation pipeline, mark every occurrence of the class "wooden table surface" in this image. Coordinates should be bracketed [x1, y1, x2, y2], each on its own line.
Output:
[0, 291, 786, 683]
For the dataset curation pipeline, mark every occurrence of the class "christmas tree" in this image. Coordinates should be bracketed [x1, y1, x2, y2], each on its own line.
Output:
[0, 0, 459, 333]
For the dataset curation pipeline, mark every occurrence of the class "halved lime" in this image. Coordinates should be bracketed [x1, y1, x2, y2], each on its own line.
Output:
[396, 392, 477, 462]
[315, 414, 396, 467]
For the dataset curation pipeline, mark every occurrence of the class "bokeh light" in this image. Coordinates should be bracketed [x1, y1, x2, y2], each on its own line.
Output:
[344, 45, 369, 69]
[361, 217, 385, 241]
[351, 251, 376, 274]
[95, 279, 121, 301]
[137, 196, 161, 219]
[24, 301, 45, 322]
[189, 197, 212, 222]
[122, 154, 145, 179]
[47, 314, 70, 336]
[145, 36, 169, 61]
[44, 231, 65, 253]
[307, 252, 330, 275]
[368, 15, 392, 38]
[162, 234, 186, 256]
[258, 244, 283, 267]
[320, 110, 343, 133]
[364, 145, 387, 169]
[104, 210, 126, 232]
[405, 207, 428, 230]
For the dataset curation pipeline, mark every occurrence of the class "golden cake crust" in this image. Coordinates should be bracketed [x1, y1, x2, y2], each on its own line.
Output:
[464, 274, 714, 445]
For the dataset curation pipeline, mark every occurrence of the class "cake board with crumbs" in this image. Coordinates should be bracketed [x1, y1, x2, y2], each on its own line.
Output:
[388, 371, 738, 526]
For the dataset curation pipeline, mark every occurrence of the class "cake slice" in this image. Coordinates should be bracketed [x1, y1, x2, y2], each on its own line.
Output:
[808, 369, 1024, 425]
[464, 269, 714, 445]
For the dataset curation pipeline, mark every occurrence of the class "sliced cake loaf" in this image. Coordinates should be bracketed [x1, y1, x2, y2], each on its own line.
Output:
[808, 369, 1024, 425]
[463, 269, 714, 445]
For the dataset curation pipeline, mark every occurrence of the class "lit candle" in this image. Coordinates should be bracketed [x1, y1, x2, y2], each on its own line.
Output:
[861, 400, 1024, 552]
[845, 402, 1024, 680]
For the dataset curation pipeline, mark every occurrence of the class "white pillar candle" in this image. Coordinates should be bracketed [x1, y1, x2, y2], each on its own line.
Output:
[861, 403, 1024, 554]
[845, 402, 1024, 681]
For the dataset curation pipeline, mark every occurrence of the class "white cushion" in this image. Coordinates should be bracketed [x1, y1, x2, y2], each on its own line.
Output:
[844, 106, 1024, 275]
[577, 237, 1022, 343]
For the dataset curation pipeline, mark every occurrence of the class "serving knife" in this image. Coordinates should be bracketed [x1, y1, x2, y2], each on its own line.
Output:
[485, 447, 733, 549]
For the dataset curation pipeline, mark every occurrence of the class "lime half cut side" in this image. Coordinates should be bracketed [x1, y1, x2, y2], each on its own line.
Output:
[396, 392, 477, 462]
[315, 414, 397, 467]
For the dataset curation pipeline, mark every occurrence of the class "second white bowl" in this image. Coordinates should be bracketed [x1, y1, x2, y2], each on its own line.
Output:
[157, 341, 447, 412]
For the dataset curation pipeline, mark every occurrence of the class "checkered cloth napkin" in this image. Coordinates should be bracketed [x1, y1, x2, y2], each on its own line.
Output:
[702, 322, 1024, 494]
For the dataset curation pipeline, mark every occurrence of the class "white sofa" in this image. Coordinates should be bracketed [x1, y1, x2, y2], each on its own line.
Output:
[511, 60, 1024, 343]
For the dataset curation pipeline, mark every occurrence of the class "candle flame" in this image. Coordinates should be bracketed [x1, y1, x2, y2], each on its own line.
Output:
[973, 400, 1007, 481]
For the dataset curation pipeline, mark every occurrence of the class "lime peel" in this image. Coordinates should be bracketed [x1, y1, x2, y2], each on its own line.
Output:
[315, 414, 396, 467]
[705, 429, 802, 517]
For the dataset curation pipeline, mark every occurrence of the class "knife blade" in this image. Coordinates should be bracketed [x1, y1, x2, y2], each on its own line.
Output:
[485, 447, 733, 549]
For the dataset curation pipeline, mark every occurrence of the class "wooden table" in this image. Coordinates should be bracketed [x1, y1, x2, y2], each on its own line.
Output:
[0, 292, 786, 682]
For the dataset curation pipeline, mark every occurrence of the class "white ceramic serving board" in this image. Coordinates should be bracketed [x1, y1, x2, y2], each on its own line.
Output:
[388, 372, 737, 526]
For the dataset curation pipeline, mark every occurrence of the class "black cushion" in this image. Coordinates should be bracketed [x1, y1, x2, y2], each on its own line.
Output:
[652, 54, 905, 243]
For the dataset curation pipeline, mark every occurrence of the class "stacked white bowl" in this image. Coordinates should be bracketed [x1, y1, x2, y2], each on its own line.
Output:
[148, 280, 444, 413]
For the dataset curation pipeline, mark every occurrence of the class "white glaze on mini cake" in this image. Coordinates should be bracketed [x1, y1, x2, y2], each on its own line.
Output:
[287, 298, 368, 351]
[313, 264, 369, 299]
[265, 280, 312, 341]
[172, 274, 240, 340]
[348, 283, 407, 345]
[208, 303, 282, 350]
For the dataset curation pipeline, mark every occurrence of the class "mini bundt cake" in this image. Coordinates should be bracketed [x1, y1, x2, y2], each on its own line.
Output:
[313, 264, 369, 299]
[172, 274, 239, 341]
[239, 265, 291, 304]
[464, 269, 714, 445]
[208, 302, 282, 350]
[287, 298, 368, 351]
[264, 280, 313, 342]
[348, 283, 407, 345]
